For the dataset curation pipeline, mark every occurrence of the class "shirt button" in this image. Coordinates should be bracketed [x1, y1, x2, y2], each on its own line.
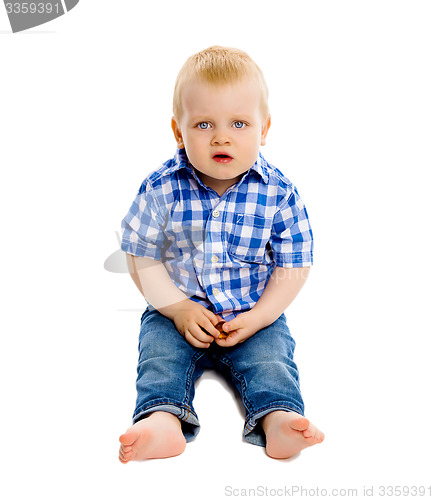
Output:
[212, 288, 220, 297]
[212, 210, 220, 218]
[211, 255, 219, 263]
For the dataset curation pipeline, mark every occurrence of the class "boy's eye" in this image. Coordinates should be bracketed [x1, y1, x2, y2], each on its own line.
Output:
[197, 122, 210, 130]
[233, 121, 245, 129]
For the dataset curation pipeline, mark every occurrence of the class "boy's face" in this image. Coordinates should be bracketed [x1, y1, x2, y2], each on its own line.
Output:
[172, 77, 271, 196]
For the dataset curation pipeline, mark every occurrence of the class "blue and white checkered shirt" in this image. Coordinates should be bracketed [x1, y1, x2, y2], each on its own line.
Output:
[121, 149, 313, 320]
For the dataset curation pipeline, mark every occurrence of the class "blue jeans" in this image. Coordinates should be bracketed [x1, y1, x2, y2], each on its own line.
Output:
[132, 307, 304, 447]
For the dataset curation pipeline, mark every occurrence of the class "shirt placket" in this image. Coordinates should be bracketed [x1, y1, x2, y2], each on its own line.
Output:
[202, 202, 227, 312]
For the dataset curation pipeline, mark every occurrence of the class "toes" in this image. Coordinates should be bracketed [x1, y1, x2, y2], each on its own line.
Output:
[288, 415, 310, 432]
[119, 431, 138, 447]
[119, 448, 133, 464]
[302, 428, 313, 438]
[298, 420, 325, 444]
[304, 426, 324, 443]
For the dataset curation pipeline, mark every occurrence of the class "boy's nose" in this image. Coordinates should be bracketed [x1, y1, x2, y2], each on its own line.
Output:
[211, 130, 231, 145]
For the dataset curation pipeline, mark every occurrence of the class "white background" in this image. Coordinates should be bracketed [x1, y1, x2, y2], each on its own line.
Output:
[1, 1, 434, 499]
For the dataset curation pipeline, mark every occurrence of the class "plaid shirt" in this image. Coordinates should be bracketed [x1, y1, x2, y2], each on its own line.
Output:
[121, 149, 313, 320]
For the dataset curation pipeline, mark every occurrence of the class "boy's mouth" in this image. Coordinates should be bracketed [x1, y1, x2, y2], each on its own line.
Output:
[213, 153, 233, 163]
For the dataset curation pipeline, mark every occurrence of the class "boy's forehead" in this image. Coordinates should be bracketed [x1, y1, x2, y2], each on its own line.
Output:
[181, 77, 263, 115]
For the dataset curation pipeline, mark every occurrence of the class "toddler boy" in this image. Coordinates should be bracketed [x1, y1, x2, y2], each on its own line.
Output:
[118, 46, 324, 462]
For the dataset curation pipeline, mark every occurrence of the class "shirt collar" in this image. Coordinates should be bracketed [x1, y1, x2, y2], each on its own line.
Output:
[171, 148, 270, 183]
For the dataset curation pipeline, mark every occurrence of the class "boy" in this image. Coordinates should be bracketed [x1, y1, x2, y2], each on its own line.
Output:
[118, 46, 324, 462]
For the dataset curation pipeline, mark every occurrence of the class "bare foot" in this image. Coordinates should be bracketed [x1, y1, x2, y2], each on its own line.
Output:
[118, 411, 186, 463]
[262, 410, 324, 459]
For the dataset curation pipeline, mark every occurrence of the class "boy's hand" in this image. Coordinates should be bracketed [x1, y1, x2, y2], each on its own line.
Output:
[161, 299, 223, 348]
[214, 309, 266, 347]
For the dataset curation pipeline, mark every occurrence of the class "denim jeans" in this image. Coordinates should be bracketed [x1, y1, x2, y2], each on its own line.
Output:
[132, 307, 304, 447]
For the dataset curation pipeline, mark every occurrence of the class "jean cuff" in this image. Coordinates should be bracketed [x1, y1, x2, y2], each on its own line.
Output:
[243, 403, 304, 447]
[133, 402, 200, 443]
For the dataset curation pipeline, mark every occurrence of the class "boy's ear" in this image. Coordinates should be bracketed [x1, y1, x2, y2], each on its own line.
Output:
[171, 117, 185, 149]
[260, 115, 271, 146]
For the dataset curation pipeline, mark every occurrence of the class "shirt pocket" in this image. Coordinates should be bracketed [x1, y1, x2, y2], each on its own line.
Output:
[227, 213, 273, 263]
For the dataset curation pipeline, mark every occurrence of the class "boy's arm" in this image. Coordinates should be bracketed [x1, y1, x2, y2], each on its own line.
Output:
[126, 254, 222, 347]
[216, 266, 310, 347]
[127, 253, 186, 309]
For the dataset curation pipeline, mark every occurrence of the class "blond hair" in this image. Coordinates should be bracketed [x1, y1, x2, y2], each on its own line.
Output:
[173, 45, 269, 122]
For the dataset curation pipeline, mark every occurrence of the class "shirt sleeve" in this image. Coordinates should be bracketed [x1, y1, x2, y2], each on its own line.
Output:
[120, 180, 166, 260]
[270, 186, 314, 267]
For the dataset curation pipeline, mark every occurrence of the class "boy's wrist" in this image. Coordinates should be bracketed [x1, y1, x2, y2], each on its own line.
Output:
[248, 305, 276, 331]
[158, 298, 190, 321]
